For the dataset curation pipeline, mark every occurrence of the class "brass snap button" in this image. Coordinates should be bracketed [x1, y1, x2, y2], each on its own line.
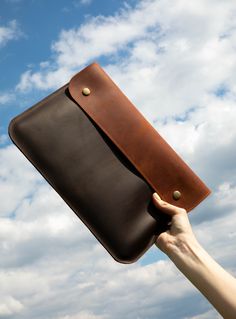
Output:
[173, 190, 181, 200]
[82, 87, 91, 96]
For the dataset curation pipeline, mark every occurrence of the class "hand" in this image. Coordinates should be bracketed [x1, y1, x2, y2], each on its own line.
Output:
[152, 192, 199, 257]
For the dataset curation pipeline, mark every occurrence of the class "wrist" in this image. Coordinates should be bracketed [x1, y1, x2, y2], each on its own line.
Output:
[167, 235, 205, 268]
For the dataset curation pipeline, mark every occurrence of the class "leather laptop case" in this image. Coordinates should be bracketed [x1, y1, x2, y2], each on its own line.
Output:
[8, 62, 211, 264]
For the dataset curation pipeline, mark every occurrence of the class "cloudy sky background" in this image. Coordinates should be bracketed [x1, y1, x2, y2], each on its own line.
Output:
[0, 0, 236, 318]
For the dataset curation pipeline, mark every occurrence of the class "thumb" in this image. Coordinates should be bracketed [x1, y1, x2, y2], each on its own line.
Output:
[152, 192, 186, 216]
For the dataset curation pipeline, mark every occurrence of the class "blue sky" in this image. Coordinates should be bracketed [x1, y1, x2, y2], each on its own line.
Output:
[0, 0, 236, 318]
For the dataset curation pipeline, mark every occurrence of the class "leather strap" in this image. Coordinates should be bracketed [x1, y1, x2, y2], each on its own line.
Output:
[68, 62, 211, 212]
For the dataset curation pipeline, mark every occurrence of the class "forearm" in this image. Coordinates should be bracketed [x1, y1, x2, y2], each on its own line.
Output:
[168, 238, 236, 319]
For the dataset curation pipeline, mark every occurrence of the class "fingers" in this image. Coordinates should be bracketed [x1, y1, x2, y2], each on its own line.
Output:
[152, 192, 187, 216]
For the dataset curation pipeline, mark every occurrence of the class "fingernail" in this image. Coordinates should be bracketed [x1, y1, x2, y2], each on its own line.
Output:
[153, 192, 161, 201]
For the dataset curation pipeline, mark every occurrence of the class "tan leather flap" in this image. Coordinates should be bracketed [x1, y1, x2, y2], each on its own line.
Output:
[68, 62, 211, 212]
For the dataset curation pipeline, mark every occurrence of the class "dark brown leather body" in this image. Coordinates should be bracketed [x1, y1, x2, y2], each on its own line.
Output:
[8, 62, 211, 264]
[8, 84, 164, 263]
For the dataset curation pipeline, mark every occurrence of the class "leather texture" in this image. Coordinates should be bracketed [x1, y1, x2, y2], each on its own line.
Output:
[8, 62, 211, 264]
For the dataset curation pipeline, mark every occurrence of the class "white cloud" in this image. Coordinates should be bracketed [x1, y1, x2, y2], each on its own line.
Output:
[57, 312, 106, 319]
[16, 0, 236, 120]
[4, 0, 236, 318]
[0, 20, 22, 48]
[0, 296, 24, 317]
[185, 309, 221, 319]
[0, 145, 42, 217]
[16, 0, 163, 91]
[0, 94, 10, 105]
[0, 93, 14, 105]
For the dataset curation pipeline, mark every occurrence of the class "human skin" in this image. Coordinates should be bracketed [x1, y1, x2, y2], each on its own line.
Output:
[152, 192, 236, 319]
